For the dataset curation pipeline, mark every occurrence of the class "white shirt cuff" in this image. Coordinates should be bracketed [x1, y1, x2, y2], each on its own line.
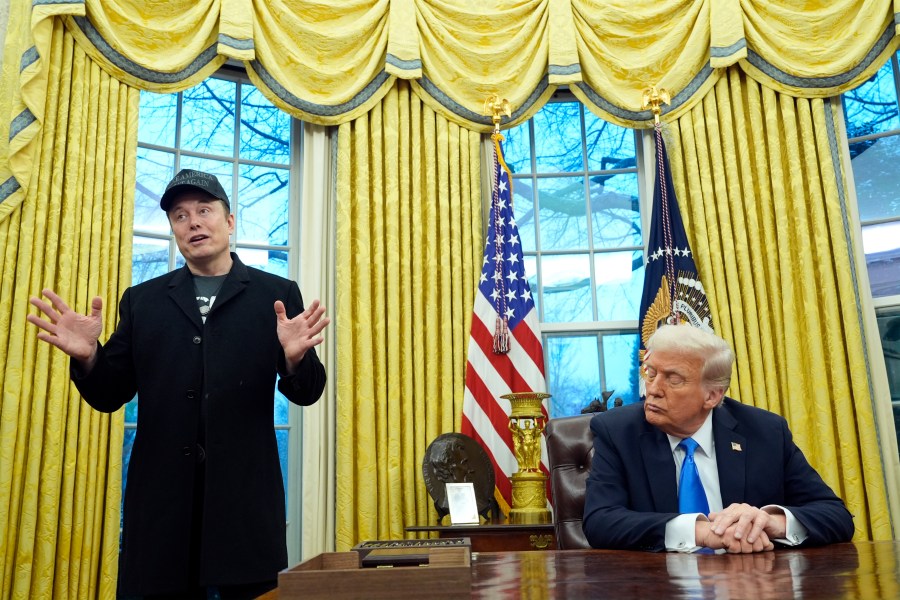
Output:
[762, 505, 808, 546]
[665, 513, 706, 552]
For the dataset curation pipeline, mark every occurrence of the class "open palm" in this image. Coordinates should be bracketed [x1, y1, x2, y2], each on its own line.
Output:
[28, 289, 103, 364]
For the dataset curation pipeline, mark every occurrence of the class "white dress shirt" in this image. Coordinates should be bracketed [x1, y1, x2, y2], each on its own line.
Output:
[664, 411, 808, 552]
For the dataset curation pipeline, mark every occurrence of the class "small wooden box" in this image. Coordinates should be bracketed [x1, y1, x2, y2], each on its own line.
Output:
[278, 545, 471, 599]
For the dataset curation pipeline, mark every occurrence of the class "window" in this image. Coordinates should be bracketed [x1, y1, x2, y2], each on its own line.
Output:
[502, 95, 646, 417]
[128, 70, 302, 550]
[843, 51, 900, 299]
[843, 50, 900, 455]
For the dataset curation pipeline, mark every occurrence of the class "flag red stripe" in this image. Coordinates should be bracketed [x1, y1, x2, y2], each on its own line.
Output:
[461, 413, 512, 503]
[469, 313, 532, 391]
[464, 361, 516, 455]
[512, 319, 546, 377]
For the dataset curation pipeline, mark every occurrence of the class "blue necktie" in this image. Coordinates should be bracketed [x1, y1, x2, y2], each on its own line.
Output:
[678, 438, 709, 514]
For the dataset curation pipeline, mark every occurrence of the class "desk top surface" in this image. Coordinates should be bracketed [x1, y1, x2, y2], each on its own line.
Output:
[470, 541, 900, 599]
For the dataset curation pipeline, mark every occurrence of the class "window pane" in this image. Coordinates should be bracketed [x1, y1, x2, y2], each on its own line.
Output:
[236, 248, 289, 277]
[602, 333, 640, 407]
[124, 397, 138, 423]
[538, 176, 589, 250]
[179, 157, 234, 202]
[843, 60, 900, 141]
[546, 335, 600, 418]
[132, 237, 171, 285]
[585, 115, 636, 171]
[502, 121, 532, 174]
[240, 84, 290, 165]
[122, 427, 136, 521]
[135, 148, 175, 233]
[851, 135, 900, 221]
[513, 184, 537, 251]
[590, 172, 641, 248]
[182, 79, 237, 156]
[863, 221, 900, 297]
[876, 310, 900, 460]
[595, 251, 644, 321]
[533, 102, 583, 173]
[138, 91, 177, 147]
[276, 429, 289, 511]
[275, 386, 289, 425]
[540, 254, 592, 322]
[237, 165, 289, 246]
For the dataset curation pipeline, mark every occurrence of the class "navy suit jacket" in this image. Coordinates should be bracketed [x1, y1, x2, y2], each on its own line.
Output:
[582, 398, 854, 551]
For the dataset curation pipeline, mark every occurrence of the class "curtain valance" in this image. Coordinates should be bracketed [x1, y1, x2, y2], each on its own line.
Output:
[3, 0, 900, 218]
[50, 0, 900, 128]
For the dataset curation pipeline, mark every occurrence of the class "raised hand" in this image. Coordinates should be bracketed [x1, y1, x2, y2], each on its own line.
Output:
[274, 298, 330, 373]
[28, 288, 103, 368]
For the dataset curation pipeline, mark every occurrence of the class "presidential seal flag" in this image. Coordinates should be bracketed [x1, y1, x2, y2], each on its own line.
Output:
[461, 133, 548, 514]
[639, 124, 713, 368]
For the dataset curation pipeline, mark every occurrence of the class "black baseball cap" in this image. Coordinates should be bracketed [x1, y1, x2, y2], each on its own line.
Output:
[159, 169, 230, 212]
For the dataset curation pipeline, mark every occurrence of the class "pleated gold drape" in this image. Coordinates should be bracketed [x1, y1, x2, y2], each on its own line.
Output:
[0, 20, 138, 600]
[6, 0, 900, 225]
[334, 81, 482, 549]
[664, 66, 892, 540]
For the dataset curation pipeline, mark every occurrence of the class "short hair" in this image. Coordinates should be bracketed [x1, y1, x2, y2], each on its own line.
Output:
[645, 324, 734, 392]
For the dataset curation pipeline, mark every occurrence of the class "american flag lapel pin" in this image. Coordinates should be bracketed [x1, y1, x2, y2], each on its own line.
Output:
[731, 442, 742, 452]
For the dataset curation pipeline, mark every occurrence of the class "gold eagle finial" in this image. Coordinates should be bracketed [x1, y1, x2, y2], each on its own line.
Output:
[484, 94, 511, 135]
[641, 86, 671, 125]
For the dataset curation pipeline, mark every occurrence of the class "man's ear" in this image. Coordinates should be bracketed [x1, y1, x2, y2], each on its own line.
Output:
[704, 387, 725, 409]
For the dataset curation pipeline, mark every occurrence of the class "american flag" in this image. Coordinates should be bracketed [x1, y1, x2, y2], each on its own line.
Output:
[461, 136, 548, 513]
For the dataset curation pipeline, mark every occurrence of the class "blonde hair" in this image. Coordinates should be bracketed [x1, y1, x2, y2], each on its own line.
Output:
[646, 324, 733, 392]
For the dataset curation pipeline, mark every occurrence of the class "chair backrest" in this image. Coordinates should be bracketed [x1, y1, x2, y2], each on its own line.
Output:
[545, 414, 594, 549]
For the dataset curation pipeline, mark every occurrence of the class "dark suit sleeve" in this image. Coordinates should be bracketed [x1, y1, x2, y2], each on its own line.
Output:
[70, 288, 138, 413]
[276, 280, 326, 406]
[777, 418, 855, 546]
[582, 413, 677, 551]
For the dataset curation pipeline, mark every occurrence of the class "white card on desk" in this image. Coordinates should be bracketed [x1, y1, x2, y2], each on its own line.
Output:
[446, 482, 479, 525]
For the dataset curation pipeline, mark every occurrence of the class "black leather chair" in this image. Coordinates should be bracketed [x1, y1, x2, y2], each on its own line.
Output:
[545, 413, 594, 550]
[545, 414, 594, 549]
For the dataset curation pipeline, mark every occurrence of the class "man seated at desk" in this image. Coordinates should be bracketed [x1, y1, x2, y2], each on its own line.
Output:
[583, 325, 854, 553]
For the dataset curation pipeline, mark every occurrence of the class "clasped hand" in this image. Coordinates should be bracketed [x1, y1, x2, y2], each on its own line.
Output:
[697, 503, 786, 553]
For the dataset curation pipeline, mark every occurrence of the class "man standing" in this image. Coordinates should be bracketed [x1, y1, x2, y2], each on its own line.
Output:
[28, 169, 329, 598]
[583, 324, 853, 553]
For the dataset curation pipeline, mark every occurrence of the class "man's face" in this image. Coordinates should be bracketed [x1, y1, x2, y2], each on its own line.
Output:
[642, 348, 723, 437]
[167, 192, 234, 272]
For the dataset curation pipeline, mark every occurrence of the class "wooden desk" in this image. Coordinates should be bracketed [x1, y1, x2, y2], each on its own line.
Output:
[405, 521, 556, 552]
[471, 542, 896, 599]
[266, 542, 900, 599]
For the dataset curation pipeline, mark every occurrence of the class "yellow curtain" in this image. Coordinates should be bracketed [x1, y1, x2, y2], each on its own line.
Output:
[0, 19, 138, 600]
[664, 67, 892, 540]
[334, 81, 482, 549]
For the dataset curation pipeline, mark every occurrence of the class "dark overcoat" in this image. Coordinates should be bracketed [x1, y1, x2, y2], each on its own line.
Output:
[582, 398, 854, 551]
[71, 254, 325, 595]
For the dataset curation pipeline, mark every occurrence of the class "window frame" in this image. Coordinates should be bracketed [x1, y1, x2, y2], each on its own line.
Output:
[501, 91, 653, 416]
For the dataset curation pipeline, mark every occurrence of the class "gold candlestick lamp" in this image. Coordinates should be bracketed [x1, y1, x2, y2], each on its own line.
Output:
[503, 392, 552, 524]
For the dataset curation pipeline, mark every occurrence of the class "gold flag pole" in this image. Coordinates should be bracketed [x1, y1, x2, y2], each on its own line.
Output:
[482, 94, 551, 525]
